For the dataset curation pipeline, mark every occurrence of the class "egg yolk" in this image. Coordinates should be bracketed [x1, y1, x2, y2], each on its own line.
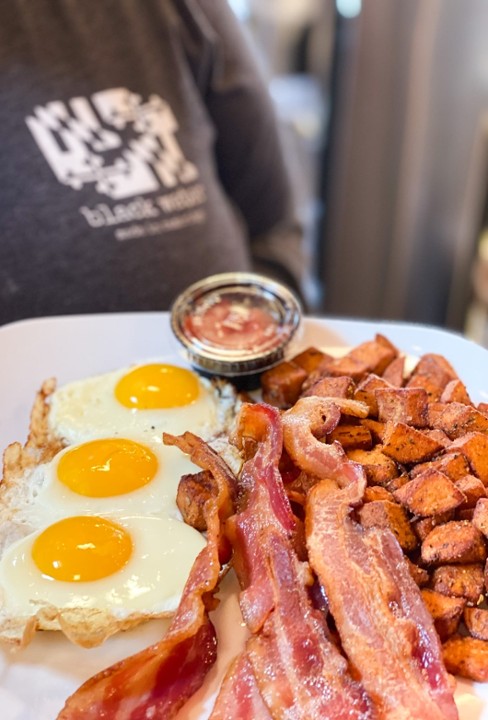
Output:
[56, 438, 158, 497]
[114, 363, 200, 409]
[31, 516, 133, 582]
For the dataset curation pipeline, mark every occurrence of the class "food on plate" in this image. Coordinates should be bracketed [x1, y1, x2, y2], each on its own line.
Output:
[57, 432, 236, 719]
[58, 400, 459, 718]
[48, 362, 237, 445]
[263, 333, 488, 683]
[0, 363, 240, 648]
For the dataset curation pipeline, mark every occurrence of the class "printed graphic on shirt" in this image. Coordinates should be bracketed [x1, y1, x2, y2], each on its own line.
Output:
[26, 88, 207, 239]
[26, 88, 199, 199]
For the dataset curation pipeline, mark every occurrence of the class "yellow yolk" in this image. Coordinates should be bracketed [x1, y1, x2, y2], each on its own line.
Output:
[56, 438, 159, 497]
[31, 516, 133, 582]
[114, 363, 200, 409]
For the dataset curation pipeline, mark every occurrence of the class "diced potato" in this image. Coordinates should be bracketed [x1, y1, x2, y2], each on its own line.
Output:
[347, 447, 399, 486]
[421, 521, 487, 565]
[406, 558, 430, 587]
[363, 486, 394, 503]
[450, 433, 488, 485]
[290, 347, 333, 375]
[376, 387, 429, 428]
[347, 338, 397, 375]
[325, 355, 370, 382]
[473, 498, 488, 537]
[360, 418, 386, 442]
[261, 361, 307, 409]
[414, 512, 455, 541]
[393, 469, 465, 517]
[302, 375, 355, 400]
[410, 452, 471, 482]
[455, 475, 487, 509]
[328, 424, 372, 450]
[428, 403, 488, 440]
[432, 564, 485, 606]
[440, 379, 472, 405]
[358, 500, 418, 551]
[411, 353, 458, 388]
[381, 356, 405, 387]
[464, 607, 488, 641]
[421, 588, 465, 641]
[443, 635, 488, 682]
[382, 422, 444, 464]
[406, 374, 443, 402]
[176, 470, 215, 531]
[354, 374, 392, 417]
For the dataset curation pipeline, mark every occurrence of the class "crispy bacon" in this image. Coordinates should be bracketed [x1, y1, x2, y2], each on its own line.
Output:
[210, 654, 273, 720]
[218, 403, 375, 719]
[284, 396, 459, 719]
[57, 433, 236, 720]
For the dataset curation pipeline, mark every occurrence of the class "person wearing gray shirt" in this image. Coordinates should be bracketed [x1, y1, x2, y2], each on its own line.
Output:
[0, 0, 304, 325]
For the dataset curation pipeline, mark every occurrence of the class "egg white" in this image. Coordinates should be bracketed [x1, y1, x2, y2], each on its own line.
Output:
[48, 363, 236, 446]
[0, 515, 206, 618]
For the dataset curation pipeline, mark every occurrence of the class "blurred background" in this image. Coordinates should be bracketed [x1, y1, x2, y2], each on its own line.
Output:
[230, 0, 488, 347]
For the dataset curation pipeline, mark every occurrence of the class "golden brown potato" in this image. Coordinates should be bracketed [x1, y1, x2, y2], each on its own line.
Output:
[302, 375, 355, 400]
[347, 446, 400, 486]
[381, 356, 405, 387]
[261, 361, 307, 409]
[393, 469, 466, 517]
[406, 374, 443, 402]
[428, 402, 488, 440]
[410, 353, 458, 389]
[421, 521, 487, 565]
[421, 588, 466, 641]
[363, 486, 394, 503]
[432, 564, 485, 606]
[450, 433, 488, 485]
[413, 512, 456, 542]
[455, 475, 487, 509]
[376, 387, 429, 428]
[473, 498, 488, 537]
[440, 379, 472, 405]
[358, 500, 418, 552]
[290, 346, 333, 375]
[443, 635, 488, 682]
[406, 558, 430, 587]
[410, 452, 472, 482]
[464, 607, 488, 641]
[382, 422, 444, 465]
[176, 470, 216, 531]
[328, 424, 372, 451]
[354, 374, 392, 417]
[347, 338, 398, 376]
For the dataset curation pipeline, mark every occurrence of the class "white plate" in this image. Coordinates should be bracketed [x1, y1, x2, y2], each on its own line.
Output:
[0, 312, 487, 719]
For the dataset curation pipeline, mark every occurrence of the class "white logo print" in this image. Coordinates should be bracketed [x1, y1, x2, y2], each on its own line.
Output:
[26, 88, 199, 200]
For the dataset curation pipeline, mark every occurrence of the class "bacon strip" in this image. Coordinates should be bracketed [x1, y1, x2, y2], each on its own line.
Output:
[216, 403, 375, 719]
[283, 397, 459, 720]
[57, 432, 236, 720]
[210, 654, 273, 720]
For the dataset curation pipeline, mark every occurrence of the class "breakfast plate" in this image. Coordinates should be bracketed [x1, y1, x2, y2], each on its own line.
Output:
[1, 311, 488, 719]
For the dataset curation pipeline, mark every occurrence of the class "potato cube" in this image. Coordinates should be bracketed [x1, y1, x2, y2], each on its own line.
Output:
[358, 500, 418, 551]
[428, 403, 488, 439]
[421, 588, 465, 641]
[328, 424, 372, 450]
[432, 564, 485, 606]
[443, 635, 488, 682]
[302, 375, 355, 400]
[382, 422, 444, 464]
[440, 379, 472, 405]
[421, 521, 487, 565]
[473, 498, 488, 537]
[450, 433, 488, 485]
[376, 387, 429, 428]
[354, 374, 391, 416]
[261, 361, 307, 409]
[381, 356, 405, 387]
[347, 447, 399, 486]
[393, 470, 465, 517]
[410, 452, 471, 482]
[464, 607, 488, 641]
[290, 347, 333, 375]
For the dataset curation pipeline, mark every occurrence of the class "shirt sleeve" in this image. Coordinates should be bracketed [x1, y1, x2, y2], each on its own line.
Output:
[177, 0, 307, 300]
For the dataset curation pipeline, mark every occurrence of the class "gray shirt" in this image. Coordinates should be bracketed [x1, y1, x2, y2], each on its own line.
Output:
[0, 0, 303, 325]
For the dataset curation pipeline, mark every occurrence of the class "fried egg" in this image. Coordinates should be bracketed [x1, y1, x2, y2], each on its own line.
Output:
[16, 436, 199, 524]
[0, 360, 240, 648]
[0, 514, 206, 644]
[48, 362, 236, 446]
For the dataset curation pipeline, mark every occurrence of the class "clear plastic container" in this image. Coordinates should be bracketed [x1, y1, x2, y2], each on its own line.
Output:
[170, 272, 302, 381]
